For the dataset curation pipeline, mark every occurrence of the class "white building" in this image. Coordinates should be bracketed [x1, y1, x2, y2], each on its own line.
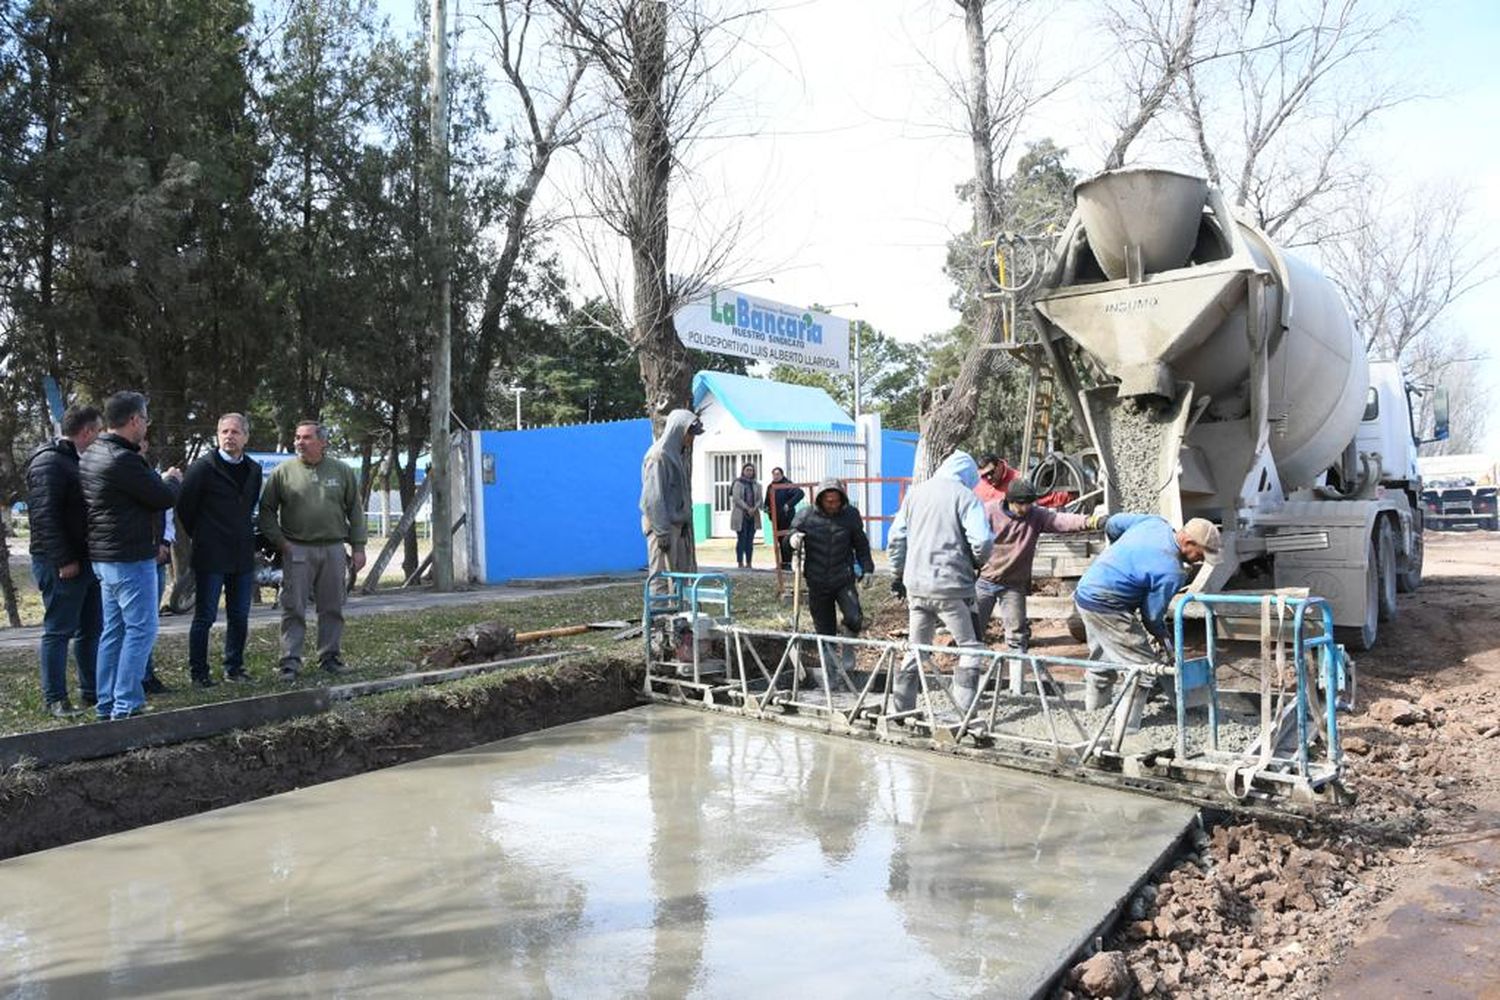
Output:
[689, 371, 886, 543]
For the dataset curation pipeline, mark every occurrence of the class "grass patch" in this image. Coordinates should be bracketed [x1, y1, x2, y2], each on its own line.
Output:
[0, 570, 891, 738]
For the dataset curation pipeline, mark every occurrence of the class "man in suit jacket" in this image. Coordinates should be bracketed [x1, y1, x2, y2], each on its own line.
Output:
[177, 413, 263, 686]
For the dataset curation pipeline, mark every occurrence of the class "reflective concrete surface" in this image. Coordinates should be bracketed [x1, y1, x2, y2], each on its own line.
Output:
[0, 706, 1193, 998]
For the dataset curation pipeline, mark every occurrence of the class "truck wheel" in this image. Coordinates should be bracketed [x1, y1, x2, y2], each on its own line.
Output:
[1376, 519, 1398, 623]
[1335, 542, 1379, 652]
[1397, 527, 1423, 594]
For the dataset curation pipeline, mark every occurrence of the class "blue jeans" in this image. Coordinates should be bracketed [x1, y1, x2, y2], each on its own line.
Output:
[190, 570, 254, 678]
[144, 562, 166, 683]
[93, 560, 160, 720]
[30, 557, 101, 705]
[735, 521, 758, 566]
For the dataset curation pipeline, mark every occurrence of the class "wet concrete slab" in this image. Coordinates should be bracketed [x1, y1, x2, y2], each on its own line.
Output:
[0, 705, 1194, 998]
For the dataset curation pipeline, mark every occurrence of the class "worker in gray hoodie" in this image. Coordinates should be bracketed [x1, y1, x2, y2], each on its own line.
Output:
[640, 409, 704, 585]
[887, 451, 995, 713]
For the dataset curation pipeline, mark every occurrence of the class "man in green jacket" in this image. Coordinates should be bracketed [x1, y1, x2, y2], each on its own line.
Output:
[259, 421, 367, 681]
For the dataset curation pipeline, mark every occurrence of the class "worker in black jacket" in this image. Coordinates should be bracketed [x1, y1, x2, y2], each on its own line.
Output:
[177, 413, 263, 686]
[24, 404, 104, 717]
[79, 391, 182, 721]
[790, 478, 875, 688]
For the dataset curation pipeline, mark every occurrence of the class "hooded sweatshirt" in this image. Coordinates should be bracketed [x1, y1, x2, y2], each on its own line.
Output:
[790, 478, 874, 592]
[888, 451, 994, 600]
[979, 501, 1090, 591]
[640, 409, 697, 540]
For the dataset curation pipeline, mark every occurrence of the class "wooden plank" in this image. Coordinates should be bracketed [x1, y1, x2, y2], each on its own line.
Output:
[0, 690, 332, 769]
[361, 476, 433, 594]
[1, 652, 573, 770]
[327, 651, 569, 701]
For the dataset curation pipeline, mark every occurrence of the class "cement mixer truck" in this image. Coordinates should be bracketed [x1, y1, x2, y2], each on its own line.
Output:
[1026, 168, 1448, 651]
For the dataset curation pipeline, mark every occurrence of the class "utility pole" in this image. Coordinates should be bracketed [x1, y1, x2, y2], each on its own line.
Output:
[426, 0, 453, 591]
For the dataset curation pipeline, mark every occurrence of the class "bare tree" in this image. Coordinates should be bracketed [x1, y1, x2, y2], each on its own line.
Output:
[912, 0, 1064, 479]
[1102, 0, 1213, 170]
[545, 0, 752, 430]
[1323, 181, 1494, 363]
[462, 0, 592, 425]
[1177, 0, 1410, 243]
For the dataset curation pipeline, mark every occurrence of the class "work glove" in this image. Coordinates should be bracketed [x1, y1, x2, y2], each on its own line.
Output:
[1086, 512, 1109, 531]
[890, 578, 907, 601]
[861, 569, 875, 589]
[788, 531, 805, 551]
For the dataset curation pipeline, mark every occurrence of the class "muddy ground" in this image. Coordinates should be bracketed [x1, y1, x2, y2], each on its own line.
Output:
[0, 657, 643, 860]
[1041, 531, 1500, 999]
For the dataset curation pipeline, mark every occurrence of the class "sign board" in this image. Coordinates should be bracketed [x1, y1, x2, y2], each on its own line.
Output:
[674, 290, 850, 374]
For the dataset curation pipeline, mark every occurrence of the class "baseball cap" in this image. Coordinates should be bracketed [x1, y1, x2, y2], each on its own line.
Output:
[1182, 517, 1221, 556]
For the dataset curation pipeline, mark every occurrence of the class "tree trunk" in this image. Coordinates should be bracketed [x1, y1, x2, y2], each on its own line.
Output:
[0, 520, 22, 627]
[912, 0, 1008, 481]
[626, 0, 692, 433]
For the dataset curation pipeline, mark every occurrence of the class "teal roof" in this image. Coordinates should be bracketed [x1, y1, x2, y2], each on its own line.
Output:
[692, 371, 855, 433]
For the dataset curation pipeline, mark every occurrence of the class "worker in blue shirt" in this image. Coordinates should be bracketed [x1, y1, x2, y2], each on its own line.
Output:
[1074, 514, 1221, 716]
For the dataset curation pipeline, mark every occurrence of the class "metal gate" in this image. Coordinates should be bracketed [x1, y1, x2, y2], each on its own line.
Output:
[785, 431, 868, 509]
[710, 451, 763, 536]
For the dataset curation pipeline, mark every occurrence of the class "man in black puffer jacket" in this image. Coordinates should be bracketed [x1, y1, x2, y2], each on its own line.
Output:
[79, 391, 182, 721]
[24, 404, 104, 717]
[790, 479, 875, 687]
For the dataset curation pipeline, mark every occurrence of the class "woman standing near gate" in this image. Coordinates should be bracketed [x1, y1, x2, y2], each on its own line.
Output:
[731, 463, 763, 569]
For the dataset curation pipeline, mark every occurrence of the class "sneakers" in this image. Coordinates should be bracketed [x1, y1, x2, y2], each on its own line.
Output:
[320, 658, 348, 677]
[191, 676, 218, 689]
[112, 705, 153, 720]
[278, 663, 299, 683]
[46, 699, 83, 718]
[225, 671, 251, 684]
[142, 676, 170, 695]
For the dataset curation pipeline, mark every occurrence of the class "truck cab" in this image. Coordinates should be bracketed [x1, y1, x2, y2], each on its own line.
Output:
[1354, 360, 1422, 489]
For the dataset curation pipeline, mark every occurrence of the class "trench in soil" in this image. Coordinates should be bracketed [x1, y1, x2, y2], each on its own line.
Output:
[0, 656, 646, 861]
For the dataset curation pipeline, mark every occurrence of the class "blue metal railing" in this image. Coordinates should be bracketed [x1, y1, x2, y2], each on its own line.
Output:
[1172, 593, 1351, 777]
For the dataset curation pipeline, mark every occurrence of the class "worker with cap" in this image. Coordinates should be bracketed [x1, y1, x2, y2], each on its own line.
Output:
[788, 477, 876, 690]
[976, 479, 1105, 688]
[640, 409, 704, 587]
[1073, 514, 1221, 734]
[887, 451, 994, 714]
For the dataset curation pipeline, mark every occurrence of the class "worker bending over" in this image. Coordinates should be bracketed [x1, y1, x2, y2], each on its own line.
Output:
[1073, 514, 1220, 723]
[789, 478, 875, 689]
[888, 451, 994, 713]
[977, 479, 1104, 686]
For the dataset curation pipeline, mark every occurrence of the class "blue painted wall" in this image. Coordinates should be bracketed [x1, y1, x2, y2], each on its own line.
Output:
[476, 419, 654, 582]
[880, 430, 918, 547]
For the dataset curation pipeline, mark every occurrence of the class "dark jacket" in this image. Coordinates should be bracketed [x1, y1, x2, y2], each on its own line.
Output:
[765, 478, 804, 530]
[790, 478, 874, 593]
[79, 433, 180, 563]
[177, 451, 263, 574]
[24, 439, 89, 568]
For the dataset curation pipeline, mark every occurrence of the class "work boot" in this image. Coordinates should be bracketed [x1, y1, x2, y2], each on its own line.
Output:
[192, 676, 218, 689]
[225, 670, 251, 684]
[1083, 670, 1116, 712]
[321, 658, 348, 677]
[951, 666, 982, 713]
[142, 675, 170, 695]
[278, 659, 300, 683]
[891, 661, 920, 713]
[46, 699, 83, 719]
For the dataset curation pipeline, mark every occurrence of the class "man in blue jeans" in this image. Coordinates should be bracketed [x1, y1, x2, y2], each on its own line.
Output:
[24, 404, 104, 717]
[79, 392, 182, 721]
[177, 413, 262, 685]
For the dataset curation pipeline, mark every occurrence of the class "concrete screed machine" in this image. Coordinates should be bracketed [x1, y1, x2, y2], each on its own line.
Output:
[641, 168, 1446, 814]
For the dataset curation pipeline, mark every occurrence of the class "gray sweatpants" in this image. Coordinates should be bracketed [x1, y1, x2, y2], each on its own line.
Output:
[645, 524, 697, 593]
[1078, 606, 1160, 707]
[893, 596, 985, 713]
[975, 579, 1029, 650]
[280, 542, 348, 668]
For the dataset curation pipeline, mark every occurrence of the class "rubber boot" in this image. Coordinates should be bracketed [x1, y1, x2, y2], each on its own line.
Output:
[1083, 670, 1116, 711]
[951, 666, 982, 713]
[1007, 650, 1026, 696]
[891, 660, 919, 713]
[1110, 675, 1155, 750]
